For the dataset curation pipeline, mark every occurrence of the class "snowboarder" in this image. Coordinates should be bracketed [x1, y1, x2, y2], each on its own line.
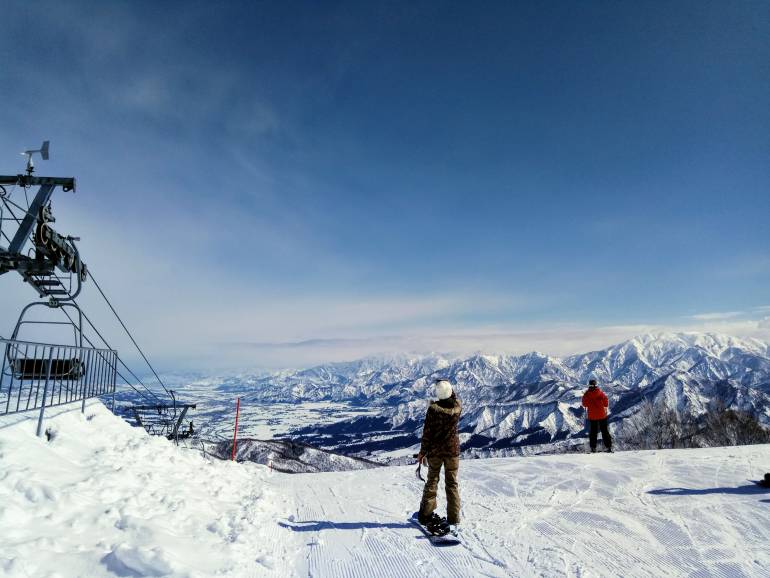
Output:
[417, 379, 462, 531]
[582, 379, 613, 453]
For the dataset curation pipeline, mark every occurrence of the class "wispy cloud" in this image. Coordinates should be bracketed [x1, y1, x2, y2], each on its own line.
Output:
[688, 311, 744, 321]
[169, 316, 770, 371]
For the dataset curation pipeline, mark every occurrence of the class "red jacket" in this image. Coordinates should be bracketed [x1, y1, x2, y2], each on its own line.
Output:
[582, 386, 609, 420]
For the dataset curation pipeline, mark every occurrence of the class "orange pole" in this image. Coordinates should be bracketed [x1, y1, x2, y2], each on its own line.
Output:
[231, 397, 240, 461]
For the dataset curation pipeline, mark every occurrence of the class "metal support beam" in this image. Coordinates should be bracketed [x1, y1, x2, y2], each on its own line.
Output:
[0, 175, 76, 191]
[173, 405, 191, 445]
[8, 184, 54, 254]
[36, 349, 55, 437]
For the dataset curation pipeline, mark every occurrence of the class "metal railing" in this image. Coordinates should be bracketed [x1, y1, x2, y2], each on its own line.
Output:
[0, 338, 118, 435]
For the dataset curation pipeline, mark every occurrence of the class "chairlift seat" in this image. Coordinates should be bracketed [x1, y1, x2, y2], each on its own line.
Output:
[132, 402, 196, 442]
[10, 357, 85, 380]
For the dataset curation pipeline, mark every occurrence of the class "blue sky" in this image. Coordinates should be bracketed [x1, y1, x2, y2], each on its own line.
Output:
[1, 1, 769, 369]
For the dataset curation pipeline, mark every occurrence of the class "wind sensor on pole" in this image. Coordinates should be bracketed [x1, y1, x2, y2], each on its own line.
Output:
[22, 140, 50, 175]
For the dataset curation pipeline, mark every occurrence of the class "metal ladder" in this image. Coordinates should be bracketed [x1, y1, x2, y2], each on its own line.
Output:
[24, 274, 71, 299]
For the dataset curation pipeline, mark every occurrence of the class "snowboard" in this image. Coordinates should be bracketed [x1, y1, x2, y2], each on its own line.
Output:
[409, 512, 461, 546]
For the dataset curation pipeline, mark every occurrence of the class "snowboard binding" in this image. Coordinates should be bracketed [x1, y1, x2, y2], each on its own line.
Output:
[423, 512, 451, 536]
[411, 512, 461, 546]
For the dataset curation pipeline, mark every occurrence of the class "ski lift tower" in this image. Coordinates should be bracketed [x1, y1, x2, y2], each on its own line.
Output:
[0, 141, 117, 435]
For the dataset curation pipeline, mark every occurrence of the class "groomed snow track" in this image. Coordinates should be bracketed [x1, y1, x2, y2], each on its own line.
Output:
[279, 450, 770, 577]
[1, 401, 769, 577]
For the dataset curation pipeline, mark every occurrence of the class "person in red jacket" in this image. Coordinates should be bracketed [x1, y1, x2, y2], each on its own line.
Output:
[581, 379, 612, 453]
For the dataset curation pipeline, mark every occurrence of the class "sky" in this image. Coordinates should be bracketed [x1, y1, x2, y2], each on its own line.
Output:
[1, 1, 769, 371]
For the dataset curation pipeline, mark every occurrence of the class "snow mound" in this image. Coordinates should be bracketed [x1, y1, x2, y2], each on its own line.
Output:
[0, 401, 292, 577]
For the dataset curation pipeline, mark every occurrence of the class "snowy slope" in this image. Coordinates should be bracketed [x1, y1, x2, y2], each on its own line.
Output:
[2, 400, 770, 577]
[281, 449, 770, 578]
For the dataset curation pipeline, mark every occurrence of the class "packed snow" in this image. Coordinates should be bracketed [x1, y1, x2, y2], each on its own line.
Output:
[1, 401, 769, 577]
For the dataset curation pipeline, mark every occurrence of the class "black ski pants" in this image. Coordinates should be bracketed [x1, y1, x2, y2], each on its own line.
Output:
[589, 418, 612, 450]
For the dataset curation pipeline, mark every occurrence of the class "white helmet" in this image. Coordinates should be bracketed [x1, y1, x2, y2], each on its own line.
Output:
[434, 379, 453, 400]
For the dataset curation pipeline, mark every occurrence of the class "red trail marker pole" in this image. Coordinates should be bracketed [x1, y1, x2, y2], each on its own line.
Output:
[231, 397, 240, 461]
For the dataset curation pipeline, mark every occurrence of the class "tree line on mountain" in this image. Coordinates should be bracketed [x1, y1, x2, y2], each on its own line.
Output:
[620, 400, 770, 451]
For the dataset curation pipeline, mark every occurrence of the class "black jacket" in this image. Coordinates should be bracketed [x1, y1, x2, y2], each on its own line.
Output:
[419, 393, 461, 458]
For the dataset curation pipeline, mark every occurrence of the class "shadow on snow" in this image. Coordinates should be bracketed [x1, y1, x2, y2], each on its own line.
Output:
[279, 520, 413, 532]
[648, 484, 770, 496]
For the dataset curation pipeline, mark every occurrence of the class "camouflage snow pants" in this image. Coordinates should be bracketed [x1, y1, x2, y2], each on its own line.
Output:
[419, 456, 460, 524]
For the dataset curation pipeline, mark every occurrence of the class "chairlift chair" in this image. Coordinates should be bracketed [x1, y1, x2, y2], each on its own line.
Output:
[130, 390, 197, 444]
[4, 301, 86, 382]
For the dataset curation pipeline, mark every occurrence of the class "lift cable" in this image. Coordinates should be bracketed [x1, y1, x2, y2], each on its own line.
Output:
[57, 305, 162, 404]
[59, 304, 163, 403]
[47, 272, 167, 404]
[87, 271, 171, 398]
[0, 194, 29, 226]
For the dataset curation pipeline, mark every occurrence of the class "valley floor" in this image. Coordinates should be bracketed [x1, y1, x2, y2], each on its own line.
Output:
[1, 401, 769, 577]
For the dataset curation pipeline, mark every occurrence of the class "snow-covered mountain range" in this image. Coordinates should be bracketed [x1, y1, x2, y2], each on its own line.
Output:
[118, 332, 770, 460]
[228, 333, 770, 457]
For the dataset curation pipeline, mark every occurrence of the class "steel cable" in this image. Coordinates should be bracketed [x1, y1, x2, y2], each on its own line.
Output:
[57, 305, 162, 403]
[86, 271, 172, 397]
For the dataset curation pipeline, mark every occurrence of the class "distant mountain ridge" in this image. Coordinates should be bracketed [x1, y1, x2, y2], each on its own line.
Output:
[235, 333, 770, 457]
[241, 332, 769, 401]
